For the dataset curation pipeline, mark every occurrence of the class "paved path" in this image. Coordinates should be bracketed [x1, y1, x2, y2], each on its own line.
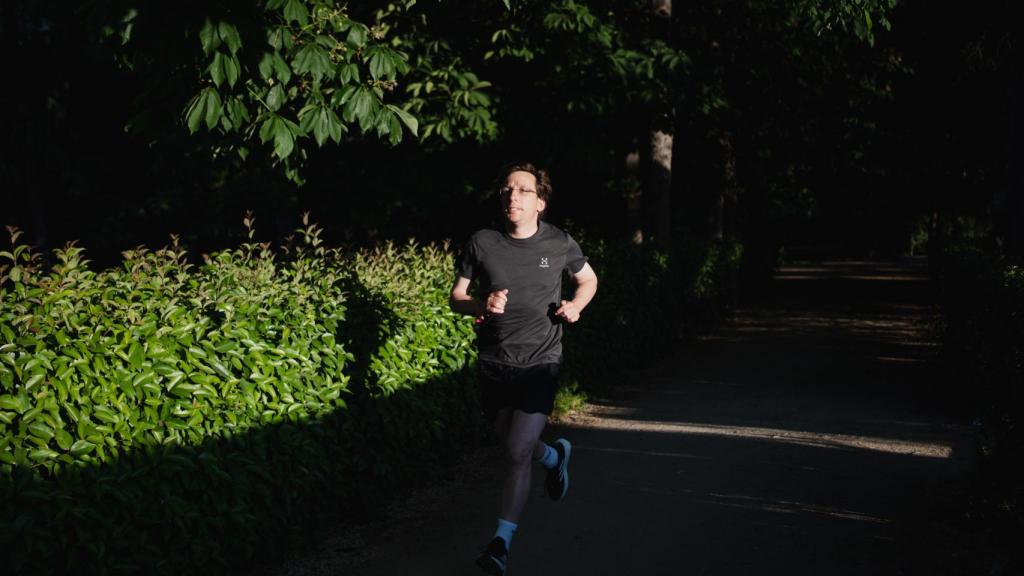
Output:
[274, 259, 977, 575]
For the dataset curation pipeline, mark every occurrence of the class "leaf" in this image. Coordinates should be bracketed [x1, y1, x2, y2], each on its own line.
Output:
[273, 53, 292, 84]
[313, 108, 330, 146]
[387, 112, 402, 145]
[367, 46, 392, 80]
[224, 54, 240, 88]
[55, 429, 73, 451]
[199, 19, 220, 55]
[260, 115, 278, 143]
[209, 52, 225, 87]
[266, 84, 286, 112]
[267, 26, 284, 51]
[23, 372, 42, 396]
[346, 24, 367, 48]
[333, 85, 358, 109]
[70, 439, 96, 458]
[273, 118, 295, 159]
[29, 448, 59, 461]
[128, 342, 144, 369]
[259, 52, 275, 81]
[283, 0, 309, 25]
[375, 107, 393, 137]
[209, 360, 231, 380]
[283, 116, 304, 136]
[387, 104, 418, 137]
[28, 421, 54, 441]
[349, 87, 379, 132]
[0, 394, 26, 413]
[293, 44, 332, 82]
[204, 88, 223, 130]
[185, 91, 207, 133]
[218, 22, 242, 54]
[298, 102, 319, 132]
[227, 97, 250, 128]
[339, 62, 359, 84]
[326, 107, 344, 143]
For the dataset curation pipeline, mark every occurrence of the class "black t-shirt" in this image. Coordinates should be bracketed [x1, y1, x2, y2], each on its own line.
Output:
[457, 221, 588, 367]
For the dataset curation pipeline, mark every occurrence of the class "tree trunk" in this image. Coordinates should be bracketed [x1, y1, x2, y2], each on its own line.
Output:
[651, 0, 672, 19]
[625, 149, 644, 244]
[644, 0, 673, 248]
[646, 129, 673, 245]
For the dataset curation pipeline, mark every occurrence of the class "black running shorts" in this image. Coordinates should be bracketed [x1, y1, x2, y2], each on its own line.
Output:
[478, 360, 560, 421]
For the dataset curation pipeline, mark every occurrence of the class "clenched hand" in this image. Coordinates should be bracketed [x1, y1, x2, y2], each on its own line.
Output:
[554, 299, 581, 323]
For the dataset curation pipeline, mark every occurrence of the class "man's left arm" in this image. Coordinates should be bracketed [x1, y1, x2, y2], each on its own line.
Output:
[554, 262, 598, 324]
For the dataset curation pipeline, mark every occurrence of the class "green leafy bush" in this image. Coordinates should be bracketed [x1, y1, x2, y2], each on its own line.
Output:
[334, 240, 484, 497]
[0, 221, 485, 575]
[0, 220, 362, 573]
[350, 241, 477, 396]
[0, 222, 352, 473]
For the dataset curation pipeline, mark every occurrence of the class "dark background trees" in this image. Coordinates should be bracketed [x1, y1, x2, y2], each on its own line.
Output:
[1, 0, 1015, 268]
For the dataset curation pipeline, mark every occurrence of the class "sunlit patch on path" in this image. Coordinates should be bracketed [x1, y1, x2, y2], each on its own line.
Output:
[571, 417, 954, 458]
[703, 492, 892, 524]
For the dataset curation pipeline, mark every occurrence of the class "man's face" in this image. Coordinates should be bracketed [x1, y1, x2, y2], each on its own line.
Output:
[500, 170, 546, 226]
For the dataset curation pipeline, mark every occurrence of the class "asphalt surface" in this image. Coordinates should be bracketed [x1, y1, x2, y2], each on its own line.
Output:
[273, 259, 978, 575]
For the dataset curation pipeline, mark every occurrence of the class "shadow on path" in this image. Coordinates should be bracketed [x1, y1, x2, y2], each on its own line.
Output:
[279, 258, 977, 576]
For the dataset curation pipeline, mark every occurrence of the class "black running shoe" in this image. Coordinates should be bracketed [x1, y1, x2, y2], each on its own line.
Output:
[475, 537, 509, 575]
[545, 438, 571, 501]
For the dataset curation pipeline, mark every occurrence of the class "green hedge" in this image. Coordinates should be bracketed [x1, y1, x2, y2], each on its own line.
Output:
[937, 249, 1023, 532]
[0, 231, 351, 474]
[0, 222, 740, 574]
[0, 222, 483, 575]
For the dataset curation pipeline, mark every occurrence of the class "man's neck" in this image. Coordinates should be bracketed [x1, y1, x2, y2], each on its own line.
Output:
[506, 219, 540, 239]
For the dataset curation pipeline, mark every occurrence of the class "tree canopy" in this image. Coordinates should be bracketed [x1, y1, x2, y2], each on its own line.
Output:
[2, 0, 1014, 262]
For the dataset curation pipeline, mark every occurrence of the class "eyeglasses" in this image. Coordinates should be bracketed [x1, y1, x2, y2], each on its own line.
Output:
[498, 186, 537, 198]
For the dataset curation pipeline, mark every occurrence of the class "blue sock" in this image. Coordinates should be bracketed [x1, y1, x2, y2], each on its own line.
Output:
[495, 518, 517, 548]
[535, 443, 558, 470]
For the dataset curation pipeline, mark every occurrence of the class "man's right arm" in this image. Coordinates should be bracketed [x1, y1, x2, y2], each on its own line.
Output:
[450, 277, 507, 319]
[450, 276, 486, 318]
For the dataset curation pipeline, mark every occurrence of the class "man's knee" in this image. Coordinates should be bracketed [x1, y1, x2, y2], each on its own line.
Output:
[504, 440, 534, 467]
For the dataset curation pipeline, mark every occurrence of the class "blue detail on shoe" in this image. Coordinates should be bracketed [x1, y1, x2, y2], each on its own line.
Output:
[545, 438, 571, 501]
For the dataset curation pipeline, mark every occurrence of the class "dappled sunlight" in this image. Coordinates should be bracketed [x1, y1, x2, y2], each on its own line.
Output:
[874, 355, 930, 365]
[705, 310, 940, 353]
[573, 444, 709, 460]
[774, 261, 928, 280]
[728, 313, 932, 336]
[774, 274, 928, 282]
[703, 492, 892, 524]
[569, 416, 954, 459]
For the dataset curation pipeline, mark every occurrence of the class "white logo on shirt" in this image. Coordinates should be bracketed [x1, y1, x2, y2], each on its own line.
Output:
[540, 257, 549, 268]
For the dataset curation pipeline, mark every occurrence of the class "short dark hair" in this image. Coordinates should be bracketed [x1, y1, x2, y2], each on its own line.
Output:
[497, 161, 552, 219]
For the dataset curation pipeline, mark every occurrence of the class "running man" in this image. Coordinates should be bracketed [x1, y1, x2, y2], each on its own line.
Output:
[450, 161, 598, 575]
